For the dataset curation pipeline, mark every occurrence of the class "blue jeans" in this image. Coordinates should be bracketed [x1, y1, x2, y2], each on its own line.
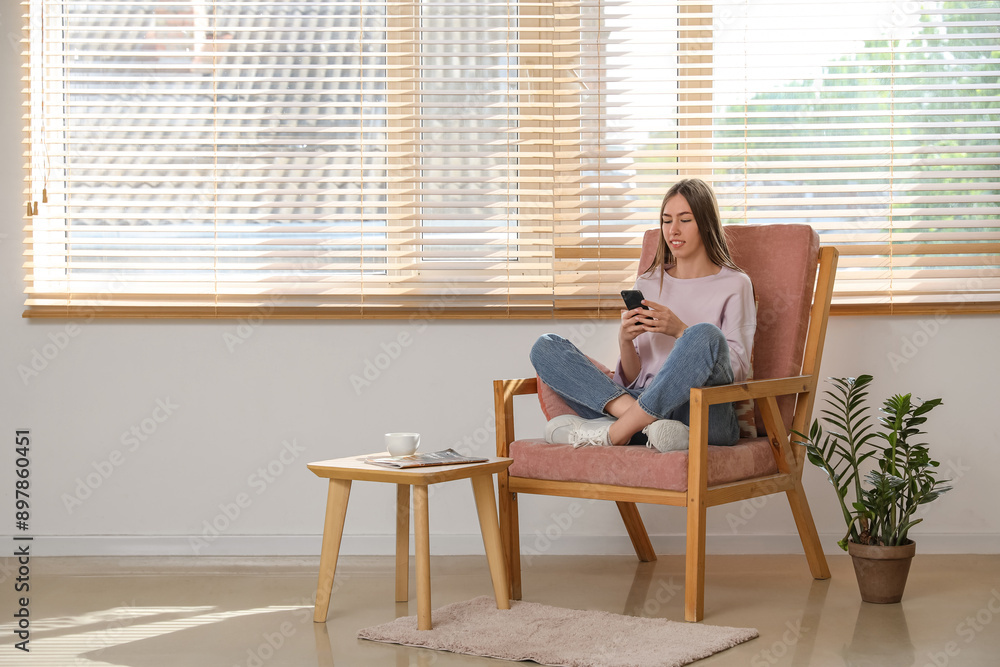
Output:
[529, 323, 740, 446]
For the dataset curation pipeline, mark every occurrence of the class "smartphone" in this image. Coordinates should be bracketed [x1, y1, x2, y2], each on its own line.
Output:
[620, 289, 648, 311]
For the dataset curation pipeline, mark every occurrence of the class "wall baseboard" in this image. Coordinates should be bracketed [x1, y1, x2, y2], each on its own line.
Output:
[20, 533, 1000, 557]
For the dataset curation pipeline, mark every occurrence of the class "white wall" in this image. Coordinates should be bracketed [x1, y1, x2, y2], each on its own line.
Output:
[2, 2, 997, 558]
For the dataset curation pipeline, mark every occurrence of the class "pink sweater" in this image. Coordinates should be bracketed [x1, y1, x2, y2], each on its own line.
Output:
[613, 266, 756, 390]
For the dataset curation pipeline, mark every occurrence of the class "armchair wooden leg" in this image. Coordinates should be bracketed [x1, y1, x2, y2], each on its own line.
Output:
[786, 479, 831, 580]
[510, 492, 522, 599]
[498, 478, 522, 600]
[685, 394, 709, 623]
[684, 498, 706, 622]
[616, 501, 657, 563]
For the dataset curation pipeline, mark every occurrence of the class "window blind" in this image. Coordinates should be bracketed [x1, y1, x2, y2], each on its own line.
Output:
[710, 0, 1000, 313]
[23, 1, 999, 318]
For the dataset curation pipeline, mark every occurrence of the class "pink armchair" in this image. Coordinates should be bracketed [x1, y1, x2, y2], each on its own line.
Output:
[493, 224, 838, 621]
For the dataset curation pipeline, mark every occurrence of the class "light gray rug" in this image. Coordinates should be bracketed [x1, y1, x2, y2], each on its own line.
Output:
[358, 596, 758, 667]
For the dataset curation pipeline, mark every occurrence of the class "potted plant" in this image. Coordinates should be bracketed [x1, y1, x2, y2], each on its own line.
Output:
[794, 375, 952, 603]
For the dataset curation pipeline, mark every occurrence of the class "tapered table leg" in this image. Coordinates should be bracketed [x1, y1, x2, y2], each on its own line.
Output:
[413, 485, 432, 630]
[314, 479, 352, 622]
[470, 474, 510, 610]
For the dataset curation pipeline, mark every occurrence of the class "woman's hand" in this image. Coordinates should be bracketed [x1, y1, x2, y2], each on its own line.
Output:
[635, 299, 687, 339]
[618, 309, 645, 385]
[619, 307, 648, 344]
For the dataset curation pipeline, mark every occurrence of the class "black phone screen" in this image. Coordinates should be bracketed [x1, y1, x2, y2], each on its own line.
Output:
[621, 290, 648, 310]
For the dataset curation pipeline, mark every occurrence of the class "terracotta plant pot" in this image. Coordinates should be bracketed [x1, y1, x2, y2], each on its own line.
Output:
[847, 540, 916, 604]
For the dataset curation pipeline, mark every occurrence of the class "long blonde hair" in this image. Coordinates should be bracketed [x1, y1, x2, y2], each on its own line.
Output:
[643, 178, 743, 280]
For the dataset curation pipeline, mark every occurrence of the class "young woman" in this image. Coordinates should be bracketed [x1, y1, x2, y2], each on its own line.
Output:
[530, 178, 755, 452]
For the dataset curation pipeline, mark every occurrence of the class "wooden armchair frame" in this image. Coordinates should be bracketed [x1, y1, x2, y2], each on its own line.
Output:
[493, 245, 838, 622]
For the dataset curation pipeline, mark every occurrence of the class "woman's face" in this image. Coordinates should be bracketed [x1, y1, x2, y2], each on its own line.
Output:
[660, 194, 705, 262]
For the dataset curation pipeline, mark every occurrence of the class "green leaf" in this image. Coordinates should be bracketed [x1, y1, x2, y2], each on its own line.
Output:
[913, 398, 943, 416]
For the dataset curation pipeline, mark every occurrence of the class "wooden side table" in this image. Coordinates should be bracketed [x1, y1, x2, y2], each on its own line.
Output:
[307, 453, 513, 630]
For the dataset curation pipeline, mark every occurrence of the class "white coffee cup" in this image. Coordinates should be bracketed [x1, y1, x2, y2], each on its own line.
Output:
[385, 432, 420, 457]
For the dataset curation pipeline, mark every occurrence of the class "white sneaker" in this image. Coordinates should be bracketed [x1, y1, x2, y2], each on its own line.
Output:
[544, 414, 614, 447]
[642, 420, 689, 453]
[544, 414, 585, 444]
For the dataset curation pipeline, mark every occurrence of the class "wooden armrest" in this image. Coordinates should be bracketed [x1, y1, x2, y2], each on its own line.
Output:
[691, 375, 813, 406]
[494, 377, 538, 397]
[690, 375, 816, 474]
[493, 378, 538, 458]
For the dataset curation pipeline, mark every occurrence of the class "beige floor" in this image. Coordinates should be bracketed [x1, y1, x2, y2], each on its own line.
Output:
[1, 553, 997, 666]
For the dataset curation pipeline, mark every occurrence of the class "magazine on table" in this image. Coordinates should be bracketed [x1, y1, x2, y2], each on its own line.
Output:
[365, 448, 489, 469]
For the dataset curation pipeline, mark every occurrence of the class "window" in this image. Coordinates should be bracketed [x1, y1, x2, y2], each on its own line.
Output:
[23, 1, 999, 318]
[711, 0, 1000, 313]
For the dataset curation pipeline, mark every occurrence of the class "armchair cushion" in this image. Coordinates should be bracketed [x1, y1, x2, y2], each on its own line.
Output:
[508, 437, 777, 492]
[723, 225, 819, 435]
